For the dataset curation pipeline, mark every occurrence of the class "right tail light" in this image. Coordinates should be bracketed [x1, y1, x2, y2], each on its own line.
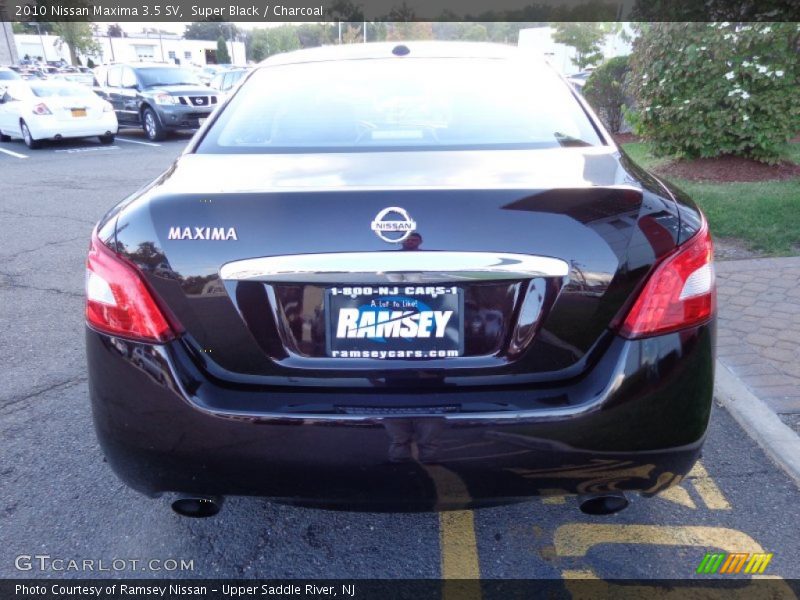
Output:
[617, 219, 716, 339]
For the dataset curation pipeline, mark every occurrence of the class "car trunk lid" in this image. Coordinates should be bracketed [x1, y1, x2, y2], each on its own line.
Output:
[113, 148, 680, 385]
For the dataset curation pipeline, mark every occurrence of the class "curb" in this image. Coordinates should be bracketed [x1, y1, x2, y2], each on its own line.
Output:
[715, 359, 800, 488]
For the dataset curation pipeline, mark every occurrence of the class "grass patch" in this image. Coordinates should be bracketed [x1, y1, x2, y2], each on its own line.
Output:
[621, 142, 800, 255]
[783, 142, 800, 165]
[620, 142, 672, 172]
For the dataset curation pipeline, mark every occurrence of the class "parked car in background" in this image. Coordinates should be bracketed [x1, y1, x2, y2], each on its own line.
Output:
[208, 67, 249, 97]
[51, 71, 95, 87]
[566, 69, 594, 91]
[15, 66, 48, 81]
[0, 66, 22, 81]
[197, 64, 225, 86]
[0, 80, 117, 148]
[93, 63, 219, 141]
[0, 66, 21, 97]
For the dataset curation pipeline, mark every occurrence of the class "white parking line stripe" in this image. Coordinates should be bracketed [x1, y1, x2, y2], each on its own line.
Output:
[116, 137, 161, 147]
[0, 147, 28, 159]
[54, 146, 120, 154]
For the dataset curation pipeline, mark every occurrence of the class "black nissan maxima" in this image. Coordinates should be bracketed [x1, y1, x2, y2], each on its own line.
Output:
[85, 42, 716, 517]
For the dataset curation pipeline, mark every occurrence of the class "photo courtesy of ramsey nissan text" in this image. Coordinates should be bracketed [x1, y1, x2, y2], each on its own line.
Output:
[1, 2, 799, 598]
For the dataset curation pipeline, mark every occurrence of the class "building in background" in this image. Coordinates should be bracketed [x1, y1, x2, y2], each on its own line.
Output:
[14, 32, 245, 66]
[1, 21, 19, 65]
[518, 25, 634, 75]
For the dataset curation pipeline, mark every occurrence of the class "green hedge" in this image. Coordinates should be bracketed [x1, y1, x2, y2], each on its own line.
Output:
[628, 23, 800, 163]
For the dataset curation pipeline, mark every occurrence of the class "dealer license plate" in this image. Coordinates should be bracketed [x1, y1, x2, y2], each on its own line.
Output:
[326, 285, 463, 359]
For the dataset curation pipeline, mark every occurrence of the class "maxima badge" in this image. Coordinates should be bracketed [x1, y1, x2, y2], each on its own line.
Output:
[371, 207, 417, 243]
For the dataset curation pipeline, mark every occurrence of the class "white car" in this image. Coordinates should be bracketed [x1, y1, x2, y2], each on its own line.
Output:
[0, 80, 118, 149]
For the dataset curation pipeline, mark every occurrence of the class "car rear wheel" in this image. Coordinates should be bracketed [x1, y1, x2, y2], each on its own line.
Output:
[142, 108, 166, 142]
[98, 134, 115, 144]
[20, 121, 41, 149]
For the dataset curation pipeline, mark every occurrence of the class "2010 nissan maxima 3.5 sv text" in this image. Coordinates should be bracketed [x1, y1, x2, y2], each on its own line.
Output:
[85, 42, 716, 517]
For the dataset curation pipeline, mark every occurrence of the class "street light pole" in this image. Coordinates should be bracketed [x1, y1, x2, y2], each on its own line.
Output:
[35, 22, 45, 61]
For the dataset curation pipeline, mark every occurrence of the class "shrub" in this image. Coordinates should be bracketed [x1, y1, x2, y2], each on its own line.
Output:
[583, 55, 631, 133]
[216, 36, 231, 64]
[628, 23, 800, 163]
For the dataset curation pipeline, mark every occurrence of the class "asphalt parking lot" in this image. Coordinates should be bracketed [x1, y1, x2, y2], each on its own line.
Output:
[1, 129, 799, 584]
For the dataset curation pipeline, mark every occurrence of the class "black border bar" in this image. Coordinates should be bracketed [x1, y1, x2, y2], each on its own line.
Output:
[4, 0, 800, 22]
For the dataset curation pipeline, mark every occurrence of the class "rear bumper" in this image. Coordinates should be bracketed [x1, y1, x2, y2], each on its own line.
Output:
[87, 322, 715, 510]
[28, 114, 118, 140]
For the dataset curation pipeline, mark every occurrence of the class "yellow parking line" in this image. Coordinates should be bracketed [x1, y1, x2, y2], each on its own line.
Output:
[554, 524, 765, 557]
[689, 461, 732, 510]
[541, 488, 568, 505]
[423, 464, 481, 582]
[440, 510, 481, 579]
[658, 484, 697, 509]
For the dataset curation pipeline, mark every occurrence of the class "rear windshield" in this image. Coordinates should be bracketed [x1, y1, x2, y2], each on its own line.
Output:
[30, 83, 96, 98]
[196, 57, 604, 154]
[136, 67, 201, 87]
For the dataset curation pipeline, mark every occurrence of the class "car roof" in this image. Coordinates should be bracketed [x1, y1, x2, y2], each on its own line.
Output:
[258, 41, 534, 68]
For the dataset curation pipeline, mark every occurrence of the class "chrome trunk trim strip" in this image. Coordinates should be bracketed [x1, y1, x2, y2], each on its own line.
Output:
[220, 251, 569, 283]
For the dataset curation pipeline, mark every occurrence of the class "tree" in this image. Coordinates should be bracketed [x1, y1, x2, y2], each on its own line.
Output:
[248, 26, 300, 62]
[107, 24, 124, 38]
[184, 21, 237, 42]
[628, 23, 800, 162]
[13, 22, 53, 35]
[386, 22, 434, 41]
[295, 23, 335, 48]
[583, 56, 631, 133]
[552, 22, 616, 70]
[52, 22, 100, 66]
[216, 36, 230, 64]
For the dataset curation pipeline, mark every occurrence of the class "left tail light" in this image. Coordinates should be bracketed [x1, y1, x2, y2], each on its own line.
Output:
[85, 232, 180, 342]
[32, 102, 51, 115]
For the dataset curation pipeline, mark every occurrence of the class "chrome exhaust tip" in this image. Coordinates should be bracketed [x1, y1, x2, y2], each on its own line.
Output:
[171, 494, 223, 518]
[579, 492, 629, 515]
